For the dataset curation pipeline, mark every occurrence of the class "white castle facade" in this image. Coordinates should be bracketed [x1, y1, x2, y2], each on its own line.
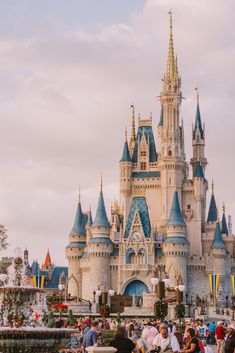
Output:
[65, 16, 235, 306]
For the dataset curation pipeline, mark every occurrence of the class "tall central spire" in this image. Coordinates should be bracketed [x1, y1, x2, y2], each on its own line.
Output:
[166, 11, 175, 80]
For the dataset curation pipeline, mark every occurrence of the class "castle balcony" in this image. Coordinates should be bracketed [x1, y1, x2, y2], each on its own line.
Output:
[120, 264, 152, 272]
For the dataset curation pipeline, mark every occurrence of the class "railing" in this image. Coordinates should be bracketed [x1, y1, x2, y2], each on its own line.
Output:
[121, 264, 151, 271]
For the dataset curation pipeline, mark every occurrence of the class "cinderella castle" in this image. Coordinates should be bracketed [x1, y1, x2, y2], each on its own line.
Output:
[65, 14, 235, 306]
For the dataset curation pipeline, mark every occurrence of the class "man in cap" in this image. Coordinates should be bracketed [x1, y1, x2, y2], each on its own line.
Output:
[215, 321, 225, 353]
[225, 325, 235, 353]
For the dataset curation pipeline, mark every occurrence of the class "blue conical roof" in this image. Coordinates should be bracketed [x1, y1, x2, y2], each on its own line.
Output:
[71, 202, 86, 235]
[93, 191, 110, 227]
[167, 191, 185, 226]
[194, 161, 204, 178]
[31, 261, 40, 276]
[221, 213, 228, 235]
[87, 209, 93, 226]
[158, 105, 164, 126]
[120, 141, 131, 162]
[207, 194, 217, 223]
[211, 222, 226, 249]
[193, 104, 204, 139]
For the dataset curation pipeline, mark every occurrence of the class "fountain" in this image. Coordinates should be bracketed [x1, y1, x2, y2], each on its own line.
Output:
[0, 249, 75, 353]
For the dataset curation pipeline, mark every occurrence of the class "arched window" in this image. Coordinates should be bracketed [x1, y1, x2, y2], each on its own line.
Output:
[126, 248, 135, 264]
[141, 162, 146, 170]
[168, 150, 172, 157]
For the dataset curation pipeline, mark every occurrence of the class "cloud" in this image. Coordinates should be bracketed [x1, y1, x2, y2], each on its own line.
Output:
[0, 0, 234, 264]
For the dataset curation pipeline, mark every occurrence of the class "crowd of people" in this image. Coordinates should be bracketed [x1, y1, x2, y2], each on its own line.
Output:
[59, 316, 235, 353]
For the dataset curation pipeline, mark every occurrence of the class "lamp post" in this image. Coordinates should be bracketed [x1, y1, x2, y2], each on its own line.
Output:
[58, 283, 65, 304]
[175, 282, 185, 332]
[151, 267, 170, 321]
[108, 289, 115, 311]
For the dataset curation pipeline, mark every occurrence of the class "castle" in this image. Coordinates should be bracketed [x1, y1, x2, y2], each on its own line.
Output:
[65, 14, 235, 305]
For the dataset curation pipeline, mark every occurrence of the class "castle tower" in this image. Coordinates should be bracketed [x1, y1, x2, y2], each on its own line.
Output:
[86, 206, 93, 243]
[23, 248, 29, 266]
[158, 13, 187, 221]
[207, 181, 217, 223]
[87, 178, 113, 296]
[190, 161, 207, 255]
[66, 191, 87, 298]
[191, 88, 207, 175]
[211, 221, 227, 276]
[41, 249, 52, 270]
[221, 203, 229, 235]
[120, 129, 132, 227]
[163, 191, 189, 287]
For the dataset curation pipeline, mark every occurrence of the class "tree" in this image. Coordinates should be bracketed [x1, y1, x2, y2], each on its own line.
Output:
[0, 225, 8, 250]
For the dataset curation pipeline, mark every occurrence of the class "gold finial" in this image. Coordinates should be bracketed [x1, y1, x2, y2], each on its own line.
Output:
[125, 127, 128, 142]
[138, 112, 141, 126]
[78, 185, 81, 203]
[150, 112, 152, 120]
[166, 10, 175, 79]
[212, 180, 214, 196]
[195, 85, 199, 105]
[222, 202, 225, 214]
[100, 173, 103, 193]
[216, 208, 220, 223]
[129, 105, 136, 155]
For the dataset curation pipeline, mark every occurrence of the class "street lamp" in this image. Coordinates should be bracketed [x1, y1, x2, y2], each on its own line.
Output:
[108, 289, 115, 308]
[58, 283, 65, 304]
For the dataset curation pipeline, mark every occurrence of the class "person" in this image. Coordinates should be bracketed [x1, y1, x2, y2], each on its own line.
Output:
[180, 328, 201, 353]
[174, 325, 184, 349]
[81, 321, 98, 352]
[109, 326, 137, 353]
[208, 322, 216, 345]
[142, 322, 159, 347]
[153, 323, 180, 353]
[137, 335, 152, 353]
[224, 324, 235, 353]
[215, 321, 225, 353]
[196, 320, 208, 340]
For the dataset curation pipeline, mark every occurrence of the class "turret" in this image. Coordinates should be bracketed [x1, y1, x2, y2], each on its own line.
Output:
[158, 13, 187, 221]
[158, 12, 184, 159]
[23, 248, 29, 266]
[193, 161, 205, 199]
[41, 249, 52, 270]
[120, 128, 132, 227]
[207, 181, 217, 223]
[65, 191, 87, 298]
[163, 191, 189, 287]
[87, 177, 113, 298]
[221, 203, 228, 235]
[86, 206, 93, 243]
[211, 221, 227, 276]
[191, 87, 207, 175]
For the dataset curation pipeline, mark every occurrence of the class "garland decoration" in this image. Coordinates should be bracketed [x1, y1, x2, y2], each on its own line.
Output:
[99, 304, 110, 318]
[154, 300, 168, 319]
[175, 303, 185, 318]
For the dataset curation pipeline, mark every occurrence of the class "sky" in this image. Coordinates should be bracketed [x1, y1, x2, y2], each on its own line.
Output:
[0, 0, 235, 266]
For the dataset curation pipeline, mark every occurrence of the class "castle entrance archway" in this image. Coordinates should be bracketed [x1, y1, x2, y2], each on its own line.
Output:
[123, 280, 149, 307]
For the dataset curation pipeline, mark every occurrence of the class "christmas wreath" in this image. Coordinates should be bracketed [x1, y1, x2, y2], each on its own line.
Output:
[175, 303, 185, 318]
[99, 304, 110, 318]
[154, 300, 168, 319]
